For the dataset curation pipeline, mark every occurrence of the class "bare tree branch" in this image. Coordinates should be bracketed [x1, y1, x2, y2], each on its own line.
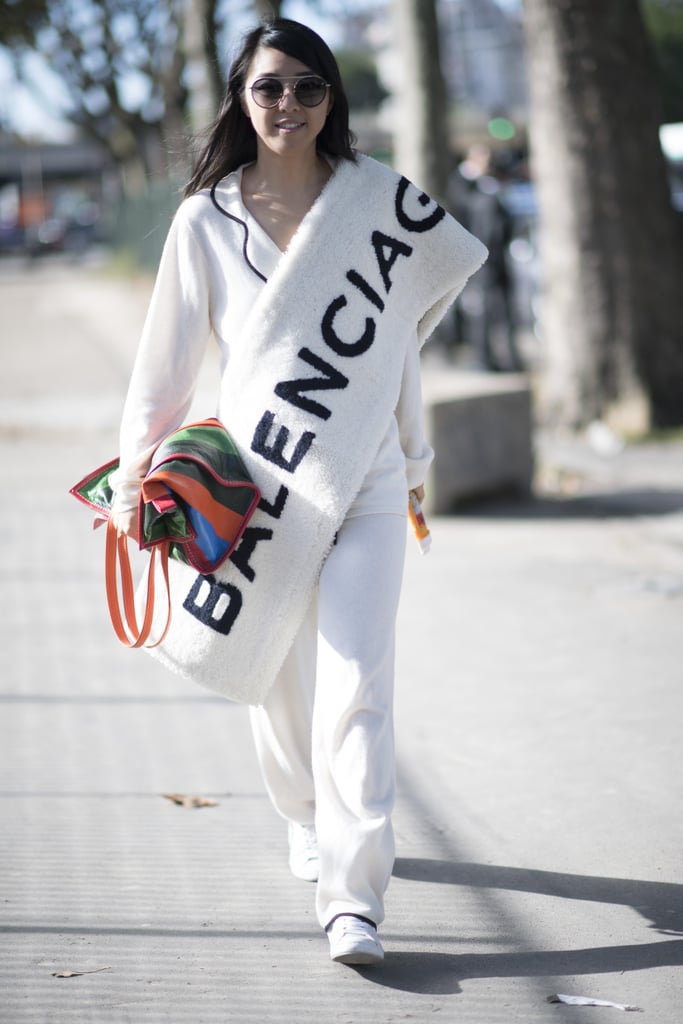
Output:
[6, 0, 191, 183]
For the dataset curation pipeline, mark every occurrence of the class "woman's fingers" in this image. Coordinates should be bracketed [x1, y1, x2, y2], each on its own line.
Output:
[112, 508, 139, 540]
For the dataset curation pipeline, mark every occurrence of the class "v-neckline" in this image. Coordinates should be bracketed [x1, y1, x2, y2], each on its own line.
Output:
[238, 162, 335, 256]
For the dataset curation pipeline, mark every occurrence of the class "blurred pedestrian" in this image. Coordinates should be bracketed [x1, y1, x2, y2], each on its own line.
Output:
[450, 144, 522, 371]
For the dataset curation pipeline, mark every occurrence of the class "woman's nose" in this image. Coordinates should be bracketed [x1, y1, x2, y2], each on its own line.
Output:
[278, 84, 299, 109]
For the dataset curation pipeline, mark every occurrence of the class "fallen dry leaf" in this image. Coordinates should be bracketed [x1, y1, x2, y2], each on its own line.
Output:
[548, 994, 642, 1012]
[52, 967, 111, 978]
[162, 793, 218, 809]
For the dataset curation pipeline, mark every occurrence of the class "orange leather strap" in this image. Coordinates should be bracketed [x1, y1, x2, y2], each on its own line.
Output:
[105, 517, 172, 648]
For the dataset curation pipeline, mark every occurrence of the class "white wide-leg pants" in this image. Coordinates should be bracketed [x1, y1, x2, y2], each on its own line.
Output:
[249, 513, 407, 929]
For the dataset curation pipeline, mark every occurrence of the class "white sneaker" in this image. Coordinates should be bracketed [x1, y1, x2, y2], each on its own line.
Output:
[287, 823, 319, 882]
[327, 915, 385, 965]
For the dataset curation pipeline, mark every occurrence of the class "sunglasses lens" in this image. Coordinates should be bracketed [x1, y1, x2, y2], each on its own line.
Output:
[251, 78, 283, 107]
[295, 77, 327, 107]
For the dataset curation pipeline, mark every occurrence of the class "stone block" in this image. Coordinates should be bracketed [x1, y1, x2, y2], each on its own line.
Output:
[422, 370, 534, 512]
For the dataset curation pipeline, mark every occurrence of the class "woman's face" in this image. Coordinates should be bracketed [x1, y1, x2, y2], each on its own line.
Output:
[241, 46, 333, 161]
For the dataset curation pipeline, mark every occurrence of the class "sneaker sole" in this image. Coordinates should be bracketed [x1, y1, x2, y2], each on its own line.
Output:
[331, 945, 384, 965]
[332, 951, 384, 965]
[291, 869, 319, 882]
[289, 860, 319, 882]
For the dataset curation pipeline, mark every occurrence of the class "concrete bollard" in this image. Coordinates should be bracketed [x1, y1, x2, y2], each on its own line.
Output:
[422, 371, 534, 513]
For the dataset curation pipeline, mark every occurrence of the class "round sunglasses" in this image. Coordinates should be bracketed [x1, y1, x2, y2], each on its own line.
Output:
[248, 75, 331, 109]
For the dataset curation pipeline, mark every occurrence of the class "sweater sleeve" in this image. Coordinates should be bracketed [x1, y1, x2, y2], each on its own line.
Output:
[396, 334, 434, 491]
[110, 204, 213, 511]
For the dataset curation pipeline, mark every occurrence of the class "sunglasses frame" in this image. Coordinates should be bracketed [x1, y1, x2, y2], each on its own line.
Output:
[247, 75, 331, 109]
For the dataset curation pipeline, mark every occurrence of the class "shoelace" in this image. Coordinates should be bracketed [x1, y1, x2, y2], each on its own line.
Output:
[298, 825, 317, 853]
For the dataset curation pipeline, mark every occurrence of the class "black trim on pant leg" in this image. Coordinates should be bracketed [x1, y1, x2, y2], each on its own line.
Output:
[324, 913, 377, 933]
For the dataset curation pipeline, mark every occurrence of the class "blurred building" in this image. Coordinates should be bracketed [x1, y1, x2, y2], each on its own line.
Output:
[0, 135, 116, 255]
[440, 0, 528, 121]
[339, 0, 528, 142]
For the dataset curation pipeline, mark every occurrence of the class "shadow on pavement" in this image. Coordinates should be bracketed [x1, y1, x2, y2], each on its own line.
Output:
[353, 939, 683, 994]
[455, 489, 683, 519]
[353, 858, 683, 994]
[393, 859, 683, 935]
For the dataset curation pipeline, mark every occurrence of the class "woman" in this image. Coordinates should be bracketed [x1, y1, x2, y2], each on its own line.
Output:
[111, 19, 486, 965]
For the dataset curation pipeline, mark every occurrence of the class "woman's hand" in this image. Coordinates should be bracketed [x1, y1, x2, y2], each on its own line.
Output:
[111, 507, 139, 540]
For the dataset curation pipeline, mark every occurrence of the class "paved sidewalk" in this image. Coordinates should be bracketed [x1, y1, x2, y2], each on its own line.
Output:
[1, 260, 682, 1022]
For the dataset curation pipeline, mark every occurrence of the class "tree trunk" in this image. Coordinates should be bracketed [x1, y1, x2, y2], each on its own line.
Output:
[522, 0, 683, 431]
[253, 0, 283, 21]
[392, 0, 450, 203]
[204, 0, 225, 117]
[182, 0, 219, 135]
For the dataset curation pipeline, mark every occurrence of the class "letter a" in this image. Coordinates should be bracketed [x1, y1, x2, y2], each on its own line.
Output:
[371, 230, 413, 293]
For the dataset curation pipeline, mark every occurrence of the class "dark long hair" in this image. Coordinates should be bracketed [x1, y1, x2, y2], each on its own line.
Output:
[184, 19, 356, 197]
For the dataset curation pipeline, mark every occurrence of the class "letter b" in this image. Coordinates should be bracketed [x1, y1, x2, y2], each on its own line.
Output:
[183, 574, 243, 635]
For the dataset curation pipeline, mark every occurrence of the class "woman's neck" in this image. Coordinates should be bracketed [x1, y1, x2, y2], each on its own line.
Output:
[240, 150, 333, 253]
[244, 149, 331, 200]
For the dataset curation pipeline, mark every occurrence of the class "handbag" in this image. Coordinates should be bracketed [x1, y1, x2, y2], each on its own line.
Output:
[70, 417, 261, 649]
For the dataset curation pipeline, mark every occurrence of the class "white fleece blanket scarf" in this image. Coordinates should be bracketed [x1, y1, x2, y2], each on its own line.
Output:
[147, 155, 487, 704]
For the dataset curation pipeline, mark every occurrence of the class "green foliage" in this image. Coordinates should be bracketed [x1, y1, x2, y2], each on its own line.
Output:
[642, 0, 683, 122]
[334, 50, 388, 111]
